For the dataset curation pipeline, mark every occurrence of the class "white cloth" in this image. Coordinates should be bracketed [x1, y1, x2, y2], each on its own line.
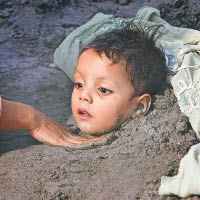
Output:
[159, 143, 200, 197]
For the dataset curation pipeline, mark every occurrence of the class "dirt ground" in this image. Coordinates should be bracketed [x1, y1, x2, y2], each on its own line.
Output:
[0, 0, 200, 199]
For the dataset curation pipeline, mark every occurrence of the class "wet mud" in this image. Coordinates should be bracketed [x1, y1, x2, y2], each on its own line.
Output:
[0, 0, 200, 199]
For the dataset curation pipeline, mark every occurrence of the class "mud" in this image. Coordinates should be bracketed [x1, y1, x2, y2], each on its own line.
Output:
[0, 0, 200, 199]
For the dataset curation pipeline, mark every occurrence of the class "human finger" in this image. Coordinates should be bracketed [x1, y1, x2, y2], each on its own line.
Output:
[62, 129, 104, 143]
[63, 131, 119, 149]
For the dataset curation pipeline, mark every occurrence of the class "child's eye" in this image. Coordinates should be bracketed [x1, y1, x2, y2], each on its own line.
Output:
[74, 82, 83, 89]
[98, 87, 112, 94]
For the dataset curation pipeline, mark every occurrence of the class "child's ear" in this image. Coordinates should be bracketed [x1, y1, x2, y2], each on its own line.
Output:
[132, 94, 151, 118]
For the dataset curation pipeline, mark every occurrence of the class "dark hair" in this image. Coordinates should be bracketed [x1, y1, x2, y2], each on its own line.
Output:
[80, 22, 166, 96]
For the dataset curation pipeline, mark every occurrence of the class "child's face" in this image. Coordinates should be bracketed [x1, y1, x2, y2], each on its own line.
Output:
[71, 49, 139, 135]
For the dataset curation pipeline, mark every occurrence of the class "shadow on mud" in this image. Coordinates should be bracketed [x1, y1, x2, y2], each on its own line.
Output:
[0, 130, 41, 156]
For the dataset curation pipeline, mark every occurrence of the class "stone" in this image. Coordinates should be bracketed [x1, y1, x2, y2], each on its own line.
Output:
[0, 10, 10, 18]
[43, 30, 66, 49]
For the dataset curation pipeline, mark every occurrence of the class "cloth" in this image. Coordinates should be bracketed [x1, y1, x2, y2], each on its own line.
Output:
[52, 13, 132, 81]
[52, 6, 200, 197]
[159, 143, 200, 197]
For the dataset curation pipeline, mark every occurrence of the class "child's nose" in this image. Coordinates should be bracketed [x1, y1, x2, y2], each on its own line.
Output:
[79, 89, 93, 104]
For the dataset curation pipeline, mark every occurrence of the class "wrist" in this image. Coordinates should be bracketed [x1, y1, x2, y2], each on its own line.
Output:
[16, 103, 35, 131]
[24, 106, 42, 132]
[0, 100, 40, 131]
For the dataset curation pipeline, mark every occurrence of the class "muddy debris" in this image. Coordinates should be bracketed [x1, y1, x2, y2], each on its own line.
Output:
[159, 0, 200, 29]
[1, 0, 200, 200]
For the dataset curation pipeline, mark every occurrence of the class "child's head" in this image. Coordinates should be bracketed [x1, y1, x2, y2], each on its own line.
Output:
[71, 24, 166, 135]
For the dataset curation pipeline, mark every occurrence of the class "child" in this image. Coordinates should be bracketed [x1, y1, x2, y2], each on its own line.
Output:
[0, 20, 166, 146]
[71, 24, 165, 135]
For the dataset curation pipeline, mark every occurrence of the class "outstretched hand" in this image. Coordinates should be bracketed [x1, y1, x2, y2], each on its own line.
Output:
[0, 99, 117, 149]
[30, 109, 104, 148]
[0, 99, 106, 148]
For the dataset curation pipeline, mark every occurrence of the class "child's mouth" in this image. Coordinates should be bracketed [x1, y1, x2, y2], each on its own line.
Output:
[78, 108, 92, 120]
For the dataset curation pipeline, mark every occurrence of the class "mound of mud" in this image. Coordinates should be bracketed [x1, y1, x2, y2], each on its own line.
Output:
[0, 0, 200, 199]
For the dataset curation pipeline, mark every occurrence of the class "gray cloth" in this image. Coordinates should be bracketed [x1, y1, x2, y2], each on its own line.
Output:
[52, 13, 132, 81]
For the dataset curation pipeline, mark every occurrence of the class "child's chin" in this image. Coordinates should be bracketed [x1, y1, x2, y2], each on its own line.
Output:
[80, 127, 103, 136]
[79, 124, 113, 136]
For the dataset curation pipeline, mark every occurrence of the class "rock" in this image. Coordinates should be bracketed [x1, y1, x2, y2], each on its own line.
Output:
[161, 137, 169, 143]
[58, 0, 71, 5]
[113, 0, 130, 5]
[0, 30, 8, 43]
[21, 0, 29, 5]
[34, 0, 53, 13]
[6, 1, 12, 7]
[160, 0, 200, 30]
[43, 30, 66, 49]
[5, 8, 13, 13]
[0, 1, 6, 9]
[118, 0, 130, 5]
[33, 0, 69, 13]
[195, 21, 200, 30]
[173, 0, 187, 9]
[187, 0, 200, 16]
[0, 10, 10, 18]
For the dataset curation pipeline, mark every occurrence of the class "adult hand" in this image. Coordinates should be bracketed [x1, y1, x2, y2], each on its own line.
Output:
[0, 99, 104, 148]
[30, 109, 103, 147]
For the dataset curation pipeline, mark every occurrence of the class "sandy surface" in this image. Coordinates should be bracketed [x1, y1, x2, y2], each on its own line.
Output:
[0, 0, 200, 199]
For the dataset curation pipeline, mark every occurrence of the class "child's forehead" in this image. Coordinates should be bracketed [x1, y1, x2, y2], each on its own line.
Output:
[77, 48, 127, 74]
[75, 62, 129, 84]
[75, 65, 134, 95]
